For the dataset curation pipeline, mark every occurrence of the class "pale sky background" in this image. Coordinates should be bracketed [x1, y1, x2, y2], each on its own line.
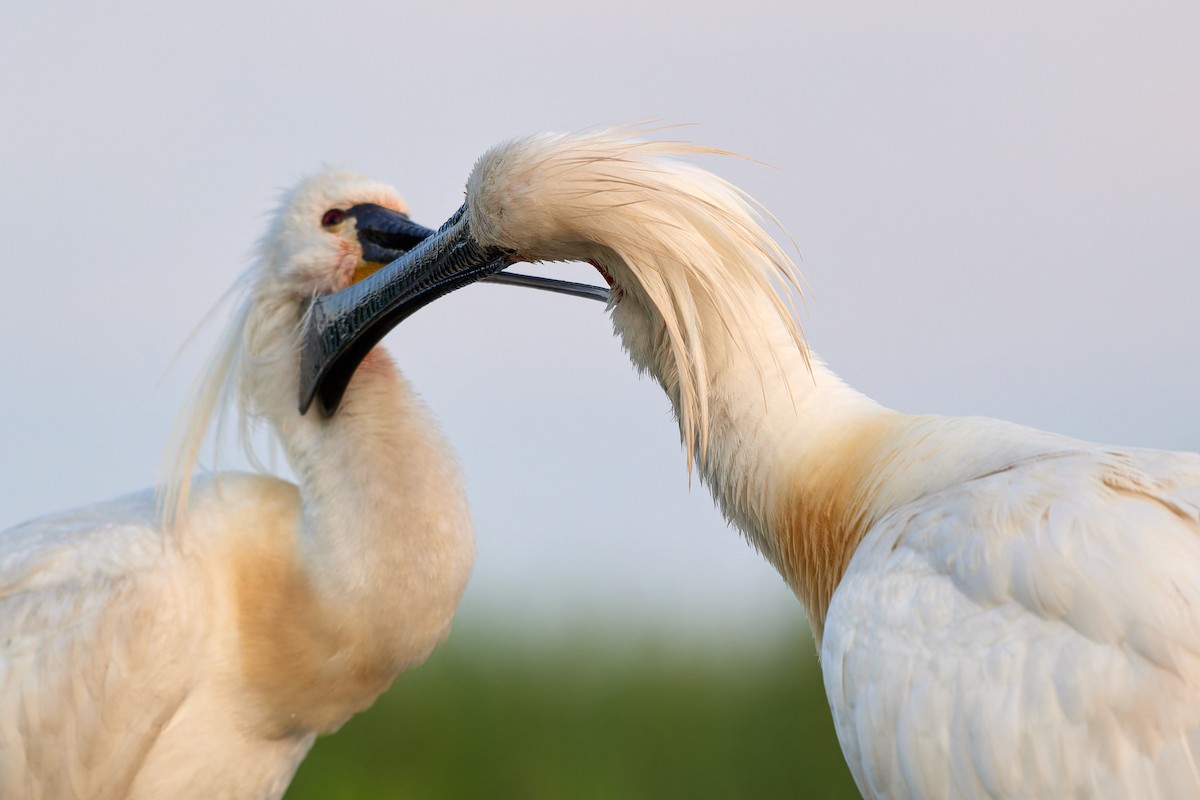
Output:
[2, 1, 1197, 642]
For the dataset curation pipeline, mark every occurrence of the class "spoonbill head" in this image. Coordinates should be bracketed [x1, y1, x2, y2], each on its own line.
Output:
[260, 171, 425, 294]
[168, 169, 432, 506]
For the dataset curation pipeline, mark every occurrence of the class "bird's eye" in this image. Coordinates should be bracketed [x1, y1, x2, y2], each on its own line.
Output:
[321, 209, 346, 227]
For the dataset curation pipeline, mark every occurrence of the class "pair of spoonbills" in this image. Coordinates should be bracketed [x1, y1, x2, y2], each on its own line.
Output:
[3, 130, 1198, 799]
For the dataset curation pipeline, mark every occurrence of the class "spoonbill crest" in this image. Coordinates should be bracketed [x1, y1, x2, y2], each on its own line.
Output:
[308, 129, 1200, 798]
[0, 172, 481, 798]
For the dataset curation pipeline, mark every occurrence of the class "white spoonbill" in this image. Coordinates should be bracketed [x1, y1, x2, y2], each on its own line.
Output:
[0, 170, 530, 798]
[305, 129, 1200, 798]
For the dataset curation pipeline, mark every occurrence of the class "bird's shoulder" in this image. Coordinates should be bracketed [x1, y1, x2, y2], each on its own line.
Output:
[843, 446, 1200, 633]
[0, 471, 300, 603]
[0, 487, 201, 796]
[0, 473, 302, 798]
[1, 486, 172, 618]
[822, 446, 1200, 798]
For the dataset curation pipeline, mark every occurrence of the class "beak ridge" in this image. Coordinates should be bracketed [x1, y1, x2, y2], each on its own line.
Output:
[299, 205, 612, 418]
[346, 203, 433, 264]
[300, 206, 511, 416]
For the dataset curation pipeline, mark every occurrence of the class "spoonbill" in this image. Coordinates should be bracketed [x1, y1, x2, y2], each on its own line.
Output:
[0, 170, 550, 798]
[305, 129, 1200, 798]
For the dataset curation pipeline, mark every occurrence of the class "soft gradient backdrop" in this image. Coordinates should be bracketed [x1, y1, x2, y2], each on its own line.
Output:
[2, 3, 1197, 791]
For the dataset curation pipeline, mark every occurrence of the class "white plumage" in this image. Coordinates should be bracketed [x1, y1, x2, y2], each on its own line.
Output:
[827, 444, 1200, 797]
[456, 129, 1200, 797]
[8, 129, 1196, 797]
[0, 172, 473, 798]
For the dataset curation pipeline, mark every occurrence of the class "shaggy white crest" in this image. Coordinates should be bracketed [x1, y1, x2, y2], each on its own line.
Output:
[465, 128, 810, 468]
[161, 170, 408, 525]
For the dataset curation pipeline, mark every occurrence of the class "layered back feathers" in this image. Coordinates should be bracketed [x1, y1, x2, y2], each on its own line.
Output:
[465, 129, 809, 467]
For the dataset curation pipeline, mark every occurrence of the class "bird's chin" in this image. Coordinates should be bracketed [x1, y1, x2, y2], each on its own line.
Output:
[588, 259, 615, 287]
[350, 260, 389, 286]
[587, 260, 624, 301]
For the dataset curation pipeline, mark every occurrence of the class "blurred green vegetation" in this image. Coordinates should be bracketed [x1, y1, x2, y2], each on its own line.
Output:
[286, 626, 859, 799]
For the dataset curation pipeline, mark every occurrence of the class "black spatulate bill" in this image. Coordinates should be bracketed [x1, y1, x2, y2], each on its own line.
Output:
[299, 205, 609, 417]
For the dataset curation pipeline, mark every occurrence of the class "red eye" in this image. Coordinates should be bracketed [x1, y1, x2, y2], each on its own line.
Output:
[321, 209, 346, 227]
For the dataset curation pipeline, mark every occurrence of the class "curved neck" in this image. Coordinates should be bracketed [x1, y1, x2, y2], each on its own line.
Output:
[692, 343, 903, 634]
[227, 343, 474, 734]
[269, 351, 472, 639]
[614, 285, 1082, 638]
[612, 287, 892, 629]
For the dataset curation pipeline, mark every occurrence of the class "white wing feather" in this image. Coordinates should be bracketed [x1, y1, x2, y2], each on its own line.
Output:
[0, 490, 200, 798]
[824, 448, 1200, 798]
[0, 478, 313, 800]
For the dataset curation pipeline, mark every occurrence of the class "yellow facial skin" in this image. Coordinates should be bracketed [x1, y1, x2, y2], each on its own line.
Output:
[351, 260, 387, 285]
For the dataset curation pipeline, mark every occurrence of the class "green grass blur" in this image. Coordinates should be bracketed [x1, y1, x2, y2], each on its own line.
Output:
[285, 626, 859, 799]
